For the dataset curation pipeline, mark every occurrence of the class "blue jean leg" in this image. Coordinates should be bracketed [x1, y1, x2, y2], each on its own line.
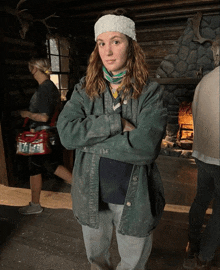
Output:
[189, 159, 220, 261]
[82, 203, 153, 270]
[82, 208, 114, 270]
[108, 204, 153, 270]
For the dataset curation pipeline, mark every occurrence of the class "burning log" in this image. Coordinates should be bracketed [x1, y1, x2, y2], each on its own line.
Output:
[177, 101, 193, 150]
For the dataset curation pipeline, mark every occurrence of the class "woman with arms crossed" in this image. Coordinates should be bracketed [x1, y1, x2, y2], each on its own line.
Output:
[57, 9, 167, 270]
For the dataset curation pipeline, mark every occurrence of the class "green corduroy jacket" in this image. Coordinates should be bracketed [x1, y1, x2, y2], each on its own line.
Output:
[57, 77, 168, 237]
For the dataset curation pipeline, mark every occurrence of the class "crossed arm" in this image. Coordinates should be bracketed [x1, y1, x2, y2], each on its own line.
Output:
[57, 81, 167, 165]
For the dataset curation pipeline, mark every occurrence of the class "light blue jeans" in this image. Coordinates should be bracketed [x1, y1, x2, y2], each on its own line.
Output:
[82, 203, 153, 270]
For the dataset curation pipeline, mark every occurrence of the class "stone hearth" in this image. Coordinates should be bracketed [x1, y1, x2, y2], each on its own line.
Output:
[160, 140, 193, 159]
[155, 13, 220, 144]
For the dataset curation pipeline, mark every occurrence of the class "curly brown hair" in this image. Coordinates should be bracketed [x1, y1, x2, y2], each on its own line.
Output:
[84, 9, 149, 100]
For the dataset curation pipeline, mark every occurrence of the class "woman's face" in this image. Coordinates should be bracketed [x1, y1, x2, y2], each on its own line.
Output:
[29, 64, 37, 76]
[97, 31, 129, 75]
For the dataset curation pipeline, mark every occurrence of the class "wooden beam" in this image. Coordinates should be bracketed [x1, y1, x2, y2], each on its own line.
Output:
[56, 0, 155, 12]
[139, 40, 177, 46]
[3, 37, 35, 47]
[59, 0, 219, 13]
[0, 124, 8, 186]
[67, 2, 220, 24]
[5, 59, 29, 66]
[152, 77, 200, 85]
[130, 0, 219, 11]
[137, 26, 186, 33]
[137, 29, 184, 42]
[135, 4, 220, 20]
[9, 89, 35, 96]
[135, 11, 220, 23]
[8, 75, 33, 80]
[7, 47, 37, 55]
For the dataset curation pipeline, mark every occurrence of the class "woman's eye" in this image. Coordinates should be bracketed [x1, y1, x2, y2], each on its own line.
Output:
[113, 40, 120, 45]
[98, 42, 105, 47]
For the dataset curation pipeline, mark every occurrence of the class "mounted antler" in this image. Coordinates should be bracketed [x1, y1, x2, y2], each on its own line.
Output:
[16, 0, 32, 39]
[191, 12, 213, 44]
[4, 0, 32, 39]
[35, 13, 59, 34]
[3, 0, 58, 39]
[192, 12, 220, 67]
[16, 0, 27, 11]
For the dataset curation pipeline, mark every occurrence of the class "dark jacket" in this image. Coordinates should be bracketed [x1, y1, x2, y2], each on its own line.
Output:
[57, 78, 167, 237]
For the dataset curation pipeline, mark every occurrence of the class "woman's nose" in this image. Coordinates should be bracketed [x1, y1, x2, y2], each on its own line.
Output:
[106, 44, 113, 55]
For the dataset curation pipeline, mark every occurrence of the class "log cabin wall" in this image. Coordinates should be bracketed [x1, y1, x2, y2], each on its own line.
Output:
[55, 0, 220, 77]
[1, 0, 220, 186]
[155, 13, 220, 143]
[0, 1, 51, 186]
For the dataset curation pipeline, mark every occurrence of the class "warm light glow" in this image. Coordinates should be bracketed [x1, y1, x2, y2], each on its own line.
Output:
[0, 185, 213, 215]
[0, 184, 72, 210]
[50, 74, 59, 88]
[165, 203, 212, 214]
[178, 101, 194, 141]
[178, 102, 193, 126]
[50, 74, 67, 101]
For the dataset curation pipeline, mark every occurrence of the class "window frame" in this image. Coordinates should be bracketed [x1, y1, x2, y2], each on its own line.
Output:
[46, 37, 70, 101]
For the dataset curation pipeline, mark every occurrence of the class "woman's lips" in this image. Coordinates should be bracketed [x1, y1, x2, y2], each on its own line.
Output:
[106, 60, 116, 64]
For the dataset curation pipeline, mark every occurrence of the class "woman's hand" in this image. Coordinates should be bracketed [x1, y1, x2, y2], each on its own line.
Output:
[121, 118, 136, 132]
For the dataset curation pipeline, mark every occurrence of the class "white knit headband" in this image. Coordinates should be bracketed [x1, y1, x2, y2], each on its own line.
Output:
[94, 14, 136, 41]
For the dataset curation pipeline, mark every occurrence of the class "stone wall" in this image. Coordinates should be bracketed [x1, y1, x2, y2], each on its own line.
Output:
[156, 13, 220, 142]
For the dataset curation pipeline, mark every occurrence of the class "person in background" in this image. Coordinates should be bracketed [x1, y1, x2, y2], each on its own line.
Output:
[57, 9, 167, 270]
[183, 55, 220, 269]
[18, 58, 72, 215]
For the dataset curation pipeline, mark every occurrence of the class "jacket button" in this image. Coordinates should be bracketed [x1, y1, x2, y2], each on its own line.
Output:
[126, 202, 131, 207]
[133, 176, 138, 181]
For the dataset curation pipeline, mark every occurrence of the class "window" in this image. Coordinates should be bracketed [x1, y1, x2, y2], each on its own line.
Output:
[46, 37, 70, 101]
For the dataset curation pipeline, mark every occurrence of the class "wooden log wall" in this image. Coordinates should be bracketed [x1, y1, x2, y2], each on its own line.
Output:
[0, 6, 48, 186]
[137, 25, 186, 77]
[0, 125, 8, 186]
[1, 0, 220, 186]
[54, 0, 220, 77]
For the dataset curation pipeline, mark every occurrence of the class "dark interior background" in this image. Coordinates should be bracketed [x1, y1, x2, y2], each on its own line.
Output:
[0, 0, 219, 186]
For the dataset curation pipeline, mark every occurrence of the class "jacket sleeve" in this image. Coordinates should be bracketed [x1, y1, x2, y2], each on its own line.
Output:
[82, 82, 167, 165]
[57, 81, 122, 150]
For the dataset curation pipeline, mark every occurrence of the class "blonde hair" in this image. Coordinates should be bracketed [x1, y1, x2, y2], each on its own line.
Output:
[28, 58, 52, 76]
[84, 37, 149, 100]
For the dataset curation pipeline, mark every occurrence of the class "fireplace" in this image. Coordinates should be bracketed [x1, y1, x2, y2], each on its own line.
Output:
[155, 12, 219, 157]
[176, 101, 193, 150]
[160, 99, 194, 158]
[160, 81, 196, 146]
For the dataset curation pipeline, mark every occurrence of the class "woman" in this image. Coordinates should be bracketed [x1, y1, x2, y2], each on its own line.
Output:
[18, 58, 72, 215]
[57, 9, 167, 270]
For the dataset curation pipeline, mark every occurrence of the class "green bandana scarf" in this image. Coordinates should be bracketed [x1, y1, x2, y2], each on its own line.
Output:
[103, 66, 126, 85]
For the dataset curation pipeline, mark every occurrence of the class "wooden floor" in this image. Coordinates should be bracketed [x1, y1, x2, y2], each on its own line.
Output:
[0, 155, 220, 270]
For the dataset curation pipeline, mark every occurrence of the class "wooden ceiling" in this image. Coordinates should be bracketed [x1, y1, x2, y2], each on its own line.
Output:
[2, 0, 220, 37]
[1, 0, 219, 76]
[55, 0, 220, 22]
